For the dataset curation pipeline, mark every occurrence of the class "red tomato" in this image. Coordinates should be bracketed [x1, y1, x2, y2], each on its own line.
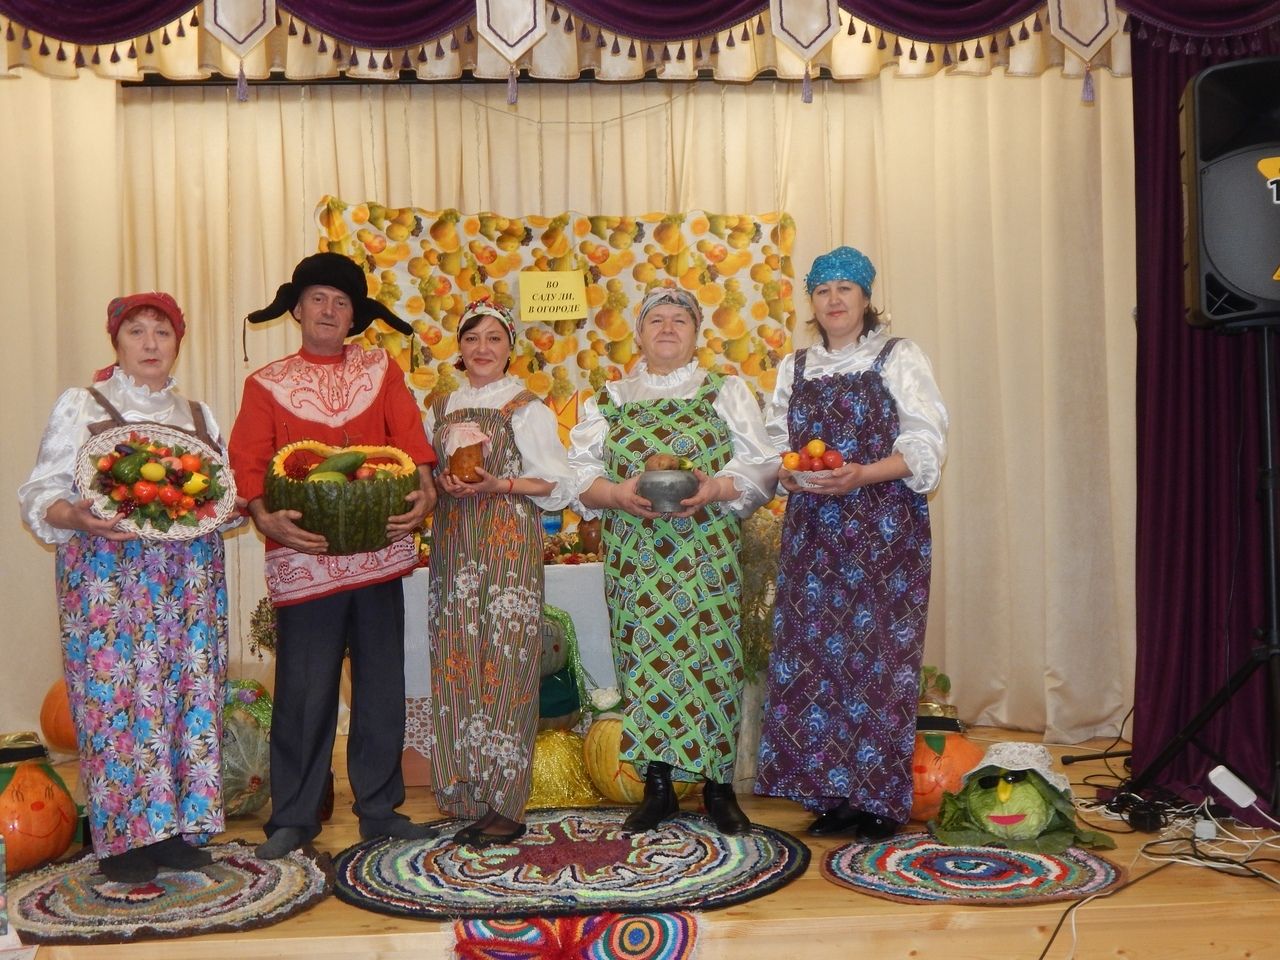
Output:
[131, 480, 159, 504]
[158, 485, 183, 507]
[796, 452, 816, 472]
[179, 453, 204, 474]
[179, 495, 196, 511]
[821, 449, 844, 469]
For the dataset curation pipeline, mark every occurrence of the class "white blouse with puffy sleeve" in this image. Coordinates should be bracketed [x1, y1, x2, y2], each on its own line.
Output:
[19, 368, 226, 545]
[764, 327, 948, 494]
[425, 375, 576, 512]
[568, 360, 780, 518]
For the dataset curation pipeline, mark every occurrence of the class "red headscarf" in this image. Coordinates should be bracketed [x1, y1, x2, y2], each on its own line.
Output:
[95, 292, 187, 383]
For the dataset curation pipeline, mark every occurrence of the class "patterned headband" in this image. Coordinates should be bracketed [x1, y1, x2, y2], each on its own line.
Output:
[460, 298, 517, 344]
[636, 288, 702, 328]
[805, 246, 876, 296]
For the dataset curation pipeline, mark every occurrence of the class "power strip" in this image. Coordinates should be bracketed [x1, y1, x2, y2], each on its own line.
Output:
[1208, 765, 1257, 808]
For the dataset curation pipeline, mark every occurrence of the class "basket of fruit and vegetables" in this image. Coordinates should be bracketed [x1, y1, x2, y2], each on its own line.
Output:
[635, 453, 699, 513]
[263, 440, 420, 556]
[782, 438, 845, 491]
[75, 424, 237, 540]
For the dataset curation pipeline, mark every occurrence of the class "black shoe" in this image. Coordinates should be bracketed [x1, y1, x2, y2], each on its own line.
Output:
[98, 848, 158, 883]
[359, 816, 439, 842]
[806, 799, 862, 836]
[855, 814, 900, 842]
[704, 781, 752, 835]
[622, 761, 679, 833]
[255, 827, 309, 860]
[452, 822, 484, 843]
[461, 823, 527, 849]
[147, 836, 213, 870]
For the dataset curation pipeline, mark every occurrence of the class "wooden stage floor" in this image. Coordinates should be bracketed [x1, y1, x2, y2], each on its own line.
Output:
[28, 729, 1280, 960]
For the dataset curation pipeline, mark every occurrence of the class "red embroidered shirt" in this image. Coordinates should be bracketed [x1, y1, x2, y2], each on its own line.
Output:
[229, 344, 435, 606]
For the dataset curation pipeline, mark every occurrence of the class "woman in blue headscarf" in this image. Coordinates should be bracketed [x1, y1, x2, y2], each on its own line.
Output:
[754, 246, 948, 841]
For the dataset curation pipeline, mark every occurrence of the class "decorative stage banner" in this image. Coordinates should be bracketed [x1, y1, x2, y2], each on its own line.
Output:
[314, 198, 797, 440]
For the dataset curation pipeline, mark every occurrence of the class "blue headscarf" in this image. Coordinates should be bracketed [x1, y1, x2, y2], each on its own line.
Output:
[804, 246, 876, 297]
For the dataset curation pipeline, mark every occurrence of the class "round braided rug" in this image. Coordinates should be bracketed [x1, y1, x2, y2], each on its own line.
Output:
[8, 841, 332, 945]
[822, 831, 1125, 906]
[334, 806, 809, 919]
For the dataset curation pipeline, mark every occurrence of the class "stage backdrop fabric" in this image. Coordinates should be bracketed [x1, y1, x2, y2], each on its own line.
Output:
[1, 71, 1135, 751]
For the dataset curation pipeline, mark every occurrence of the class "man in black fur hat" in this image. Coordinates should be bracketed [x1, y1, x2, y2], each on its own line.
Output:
[229, 253, 438, 858]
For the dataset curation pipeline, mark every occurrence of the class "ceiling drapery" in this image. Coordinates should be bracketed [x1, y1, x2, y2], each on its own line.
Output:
[0, 0, 1139, 85]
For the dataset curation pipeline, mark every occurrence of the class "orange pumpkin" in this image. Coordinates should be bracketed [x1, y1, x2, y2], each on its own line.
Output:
[39, 678, 78, 755]
[582, 715, 696, 804]
[0, 758, 78, 873]
[910, 728, 985, 822]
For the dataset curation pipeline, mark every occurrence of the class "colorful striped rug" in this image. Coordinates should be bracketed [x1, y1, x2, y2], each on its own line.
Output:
[334, 806, 808, 920]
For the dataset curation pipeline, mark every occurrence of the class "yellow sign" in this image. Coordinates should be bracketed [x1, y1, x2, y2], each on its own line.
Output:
[519, 271, 587, 322]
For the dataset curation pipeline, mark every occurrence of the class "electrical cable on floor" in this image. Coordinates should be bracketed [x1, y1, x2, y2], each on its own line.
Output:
[1034, 861, 1174, 960]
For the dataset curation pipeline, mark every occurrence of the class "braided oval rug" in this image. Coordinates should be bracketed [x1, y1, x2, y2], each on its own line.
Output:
[7, 841, 332, 945]
[334, 806, 809, 920]
[823, 831, 1125, 906]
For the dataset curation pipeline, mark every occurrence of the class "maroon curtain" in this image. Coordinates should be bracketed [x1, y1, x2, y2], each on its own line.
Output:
[1131, 17, 1280, 815]
[1119, 1, 1280, 37]
[843, 1, 1042, 43]
[0, 0, 1071, 48]
[0, 1, 197, 45]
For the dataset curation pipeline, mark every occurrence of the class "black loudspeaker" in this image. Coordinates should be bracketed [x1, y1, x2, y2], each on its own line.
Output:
[1182, 58, 1280, 328]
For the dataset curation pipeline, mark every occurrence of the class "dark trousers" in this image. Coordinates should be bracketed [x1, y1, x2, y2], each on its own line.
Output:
[265, 577, 408, 838]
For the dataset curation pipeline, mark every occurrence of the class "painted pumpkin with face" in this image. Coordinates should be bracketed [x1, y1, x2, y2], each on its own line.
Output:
[0, 757, 78, 873]
[910, 727, 985, 822]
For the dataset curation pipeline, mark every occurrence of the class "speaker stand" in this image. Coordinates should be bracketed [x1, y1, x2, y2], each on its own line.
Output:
[1127, 324, 1280, 813]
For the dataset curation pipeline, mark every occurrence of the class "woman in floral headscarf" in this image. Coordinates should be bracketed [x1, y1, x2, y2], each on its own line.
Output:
[426, 298, 576, 847]
[19, 293, 230, 883]
[754, 246, 948, 841]
[569, 288, 779, 836]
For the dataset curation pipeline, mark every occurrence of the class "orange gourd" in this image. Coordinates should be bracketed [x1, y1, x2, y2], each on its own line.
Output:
[0, 759, 78, 873]
[582, 715, 695, 804]
[39, 678, 78, 755]
[910, 728, 986, 822]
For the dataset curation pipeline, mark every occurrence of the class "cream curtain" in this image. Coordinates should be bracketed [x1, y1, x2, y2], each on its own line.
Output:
[1, 70, 1135, 745]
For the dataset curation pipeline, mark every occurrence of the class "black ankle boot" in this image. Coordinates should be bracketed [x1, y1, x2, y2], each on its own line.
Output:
[622, 761, 678, 833]
[703, 781, 751, 835]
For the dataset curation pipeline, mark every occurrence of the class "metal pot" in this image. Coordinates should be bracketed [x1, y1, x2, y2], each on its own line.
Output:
[636, 470, 700, 513]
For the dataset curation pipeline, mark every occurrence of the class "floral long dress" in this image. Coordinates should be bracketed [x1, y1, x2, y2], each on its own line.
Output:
[428, 392, 544, 821]
[598, 374, 745, 785]
[57, 532, 228, 855]
[755, 340, 932, 822]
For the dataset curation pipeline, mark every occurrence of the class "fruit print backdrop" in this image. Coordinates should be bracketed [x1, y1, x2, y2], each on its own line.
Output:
[314, 198, 797, 439]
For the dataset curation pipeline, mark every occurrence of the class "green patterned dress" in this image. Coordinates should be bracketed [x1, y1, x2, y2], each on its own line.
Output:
[598, 373, 744, 784]
[428, 391, 545, 821]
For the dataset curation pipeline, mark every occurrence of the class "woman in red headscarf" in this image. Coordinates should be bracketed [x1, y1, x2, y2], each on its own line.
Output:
[19, 293, 232, 883]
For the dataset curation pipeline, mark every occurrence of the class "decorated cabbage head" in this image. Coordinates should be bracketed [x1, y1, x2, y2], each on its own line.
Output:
[929, 741, 1115, 853]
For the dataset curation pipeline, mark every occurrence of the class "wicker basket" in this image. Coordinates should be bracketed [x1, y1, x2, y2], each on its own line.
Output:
[74, 423, 238, 541]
